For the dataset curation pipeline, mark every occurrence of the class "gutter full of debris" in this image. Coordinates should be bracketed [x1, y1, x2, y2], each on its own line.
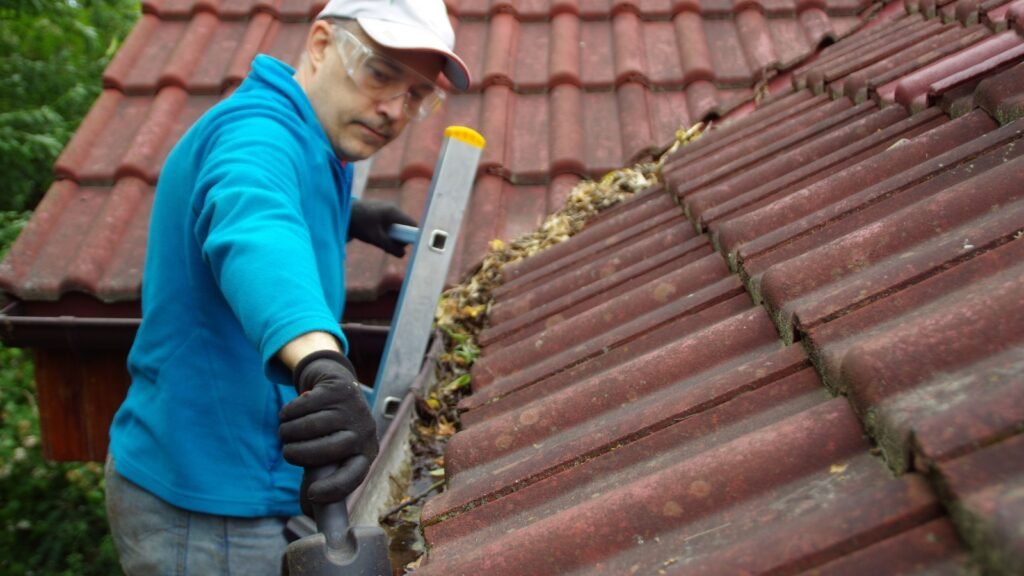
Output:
[370, 123, 706, 572]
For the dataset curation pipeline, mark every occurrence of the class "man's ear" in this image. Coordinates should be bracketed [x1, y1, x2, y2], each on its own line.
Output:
[306, 20, 334, 74]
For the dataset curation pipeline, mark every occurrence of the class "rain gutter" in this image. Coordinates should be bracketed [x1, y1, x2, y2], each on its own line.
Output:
[0, 300, 391, 352]
[350, 335, 439, 525]
[0, 301, 139, 349]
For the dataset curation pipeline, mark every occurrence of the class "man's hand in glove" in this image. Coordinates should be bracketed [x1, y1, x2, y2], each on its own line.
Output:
[279, 350, 379, 512]
[349, 199, 416, 257]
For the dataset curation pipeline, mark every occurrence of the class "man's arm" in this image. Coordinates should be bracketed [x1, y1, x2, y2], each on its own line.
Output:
[192, 115, 348, 380]
[277, 332, 379, 514]
[277, 331, 343, 370]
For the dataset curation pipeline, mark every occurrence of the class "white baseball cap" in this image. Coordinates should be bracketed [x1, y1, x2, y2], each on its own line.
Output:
[317, 0, 471, 91]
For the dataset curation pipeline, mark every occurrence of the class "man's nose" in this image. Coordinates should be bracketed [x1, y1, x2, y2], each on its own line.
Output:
[375, 93, 407, 121]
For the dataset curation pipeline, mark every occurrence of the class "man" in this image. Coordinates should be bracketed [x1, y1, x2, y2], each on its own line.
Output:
[103, 1, 470, 573]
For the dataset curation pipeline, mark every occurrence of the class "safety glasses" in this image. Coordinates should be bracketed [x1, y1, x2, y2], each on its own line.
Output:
[332, 27, 446, 122]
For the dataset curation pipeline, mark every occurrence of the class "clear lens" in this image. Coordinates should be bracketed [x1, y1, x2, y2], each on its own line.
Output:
[333, 28, 445, 122]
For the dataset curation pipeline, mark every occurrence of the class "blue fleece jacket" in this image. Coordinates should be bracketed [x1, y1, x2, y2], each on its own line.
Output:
[109, 55, 352, 517]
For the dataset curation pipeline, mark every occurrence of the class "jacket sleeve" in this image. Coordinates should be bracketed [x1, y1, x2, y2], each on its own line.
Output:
[190, 113, 347, 382]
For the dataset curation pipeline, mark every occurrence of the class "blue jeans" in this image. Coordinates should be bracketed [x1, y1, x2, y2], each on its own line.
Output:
[105, 456, 288, 575]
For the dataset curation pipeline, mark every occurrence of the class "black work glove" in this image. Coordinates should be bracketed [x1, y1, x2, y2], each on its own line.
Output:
[349, 199, 417, 257]
[279, 350, 379, 514]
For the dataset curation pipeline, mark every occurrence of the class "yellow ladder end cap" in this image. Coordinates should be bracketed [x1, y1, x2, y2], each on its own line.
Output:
[445, 126, 486, 149]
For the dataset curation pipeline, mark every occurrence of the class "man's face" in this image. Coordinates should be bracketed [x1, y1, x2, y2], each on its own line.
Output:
[305, 22, 446, 162]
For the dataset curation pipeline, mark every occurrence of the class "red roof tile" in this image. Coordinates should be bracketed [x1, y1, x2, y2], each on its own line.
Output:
[807, 519, 970, 573]
[934, 432, 1024, 574]
[889, 29, 1024, 110]
[419, 3, 1024, 573]
[1, 0, 879, 308]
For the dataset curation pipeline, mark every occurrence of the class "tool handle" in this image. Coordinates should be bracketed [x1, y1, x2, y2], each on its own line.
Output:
[307, 466, 351, 553]
[387, 223, 419, 245]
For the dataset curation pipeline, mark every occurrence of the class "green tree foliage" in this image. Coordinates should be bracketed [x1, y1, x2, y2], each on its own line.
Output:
[0, 0, 139, 212]
[1, 2, 139, 573]
[0, 345, 122, 575]
[0, 210, 30, 259]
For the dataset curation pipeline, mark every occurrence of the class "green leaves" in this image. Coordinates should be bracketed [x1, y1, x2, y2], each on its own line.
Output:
[452, 340, 480, 365]
[0, 0, 140, 212]
[0, 4, 139, 574]
[0, 210, 30, 260]
[0, 343, 123, 575]
[442, 373, 471, 394]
